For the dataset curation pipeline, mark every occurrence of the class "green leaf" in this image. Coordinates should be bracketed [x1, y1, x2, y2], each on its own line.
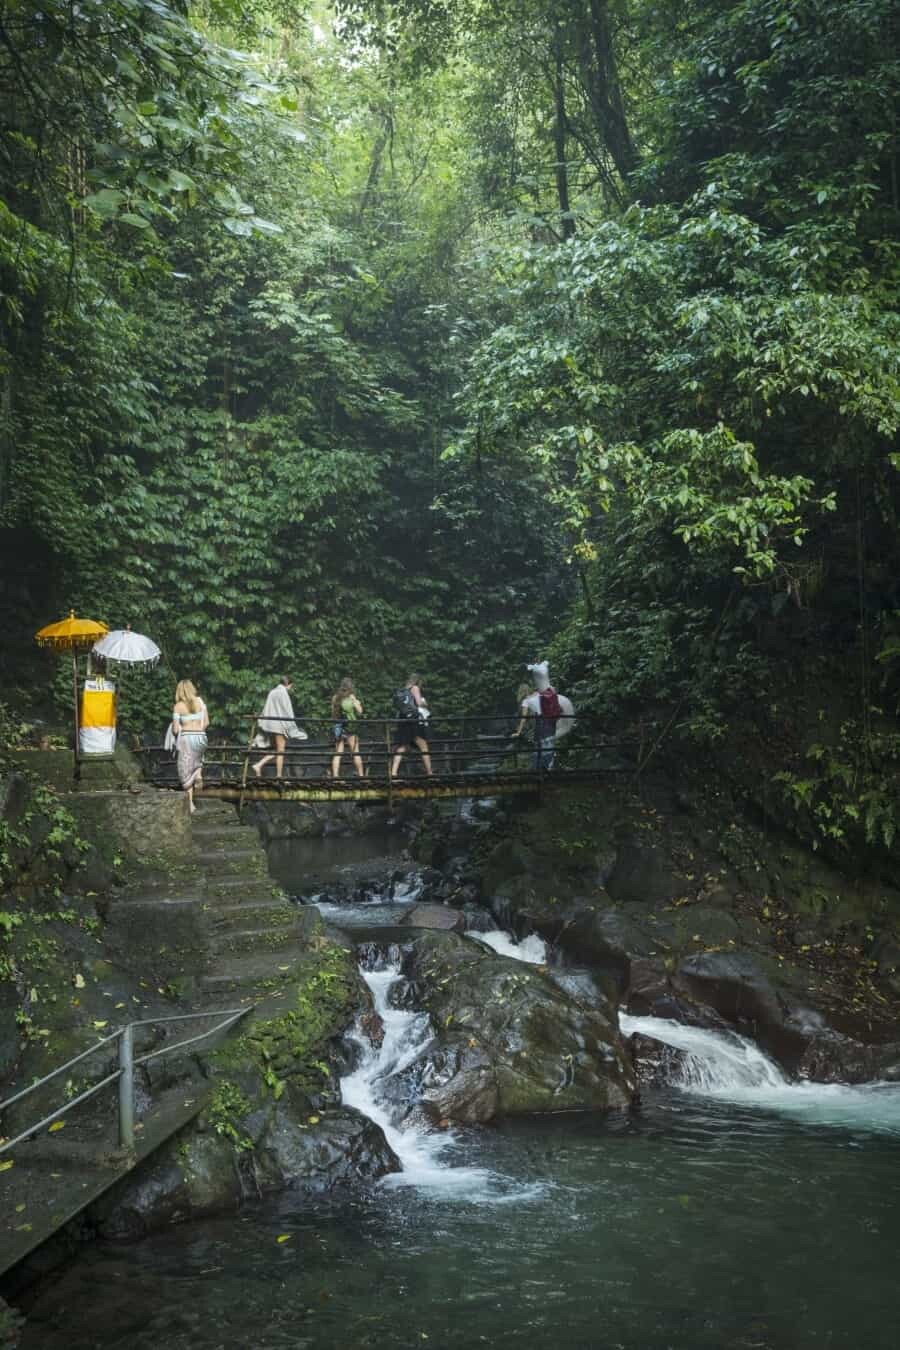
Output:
[119, 212, 153, 229]
[83, 189, 126, 217]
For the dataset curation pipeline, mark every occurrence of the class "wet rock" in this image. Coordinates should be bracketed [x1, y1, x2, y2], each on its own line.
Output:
[252, 1105, 400, 1190]
[673, 951, 784, 1035]
[556, 909, 649, 995]
[628, 1032, 691, 1088]
[92, 1132, 239, 1239]
[400, 903, 466, 933]
[359, 1008, 385, 1047]
[795, 1033, 900, 1085]
[92, 1105, 399, 1239]
[605, 835, 682, 906]
[461, 904, 495, 933]
[397, 931, 635, 1122]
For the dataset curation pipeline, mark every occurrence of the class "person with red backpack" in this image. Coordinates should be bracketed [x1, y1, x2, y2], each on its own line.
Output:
[516, 662, 575, 772]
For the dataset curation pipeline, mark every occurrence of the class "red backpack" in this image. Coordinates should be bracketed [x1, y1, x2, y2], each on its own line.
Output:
[538, 687, 562, 723]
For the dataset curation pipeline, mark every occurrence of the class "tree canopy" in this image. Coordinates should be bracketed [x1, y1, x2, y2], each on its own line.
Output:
[1, 0, 898, 848]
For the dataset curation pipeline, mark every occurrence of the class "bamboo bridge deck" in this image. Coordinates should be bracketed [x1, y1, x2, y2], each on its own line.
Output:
[137, 715, 633, 805]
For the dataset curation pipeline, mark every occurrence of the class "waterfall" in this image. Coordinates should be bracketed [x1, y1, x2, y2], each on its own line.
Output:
[466, 929, 548, 964]
[621, 1011, 900, 1134]
[620, 1012, 788, 1092]
[340, 952, 546, 1199]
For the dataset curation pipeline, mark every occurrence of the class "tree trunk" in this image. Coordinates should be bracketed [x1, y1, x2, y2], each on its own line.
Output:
[575, 0, 638, 187]
[553, 26, 575, 238]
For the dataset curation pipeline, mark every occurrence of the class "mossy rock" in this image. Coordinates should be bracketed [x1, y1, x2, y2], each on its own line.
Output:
[396, 931, 635, 1122]
[211, 939, 366, 1100]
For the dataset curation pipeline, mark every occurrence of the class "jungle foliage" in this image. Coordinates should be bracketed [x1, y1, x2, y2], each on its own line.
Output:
[1, 1, 899, 853]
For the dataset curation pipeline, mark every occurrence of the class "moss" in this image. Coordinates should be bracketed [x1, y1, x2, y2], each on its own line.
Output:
[206, 1080, 254, 1150]
[211, 940, 361, 1098]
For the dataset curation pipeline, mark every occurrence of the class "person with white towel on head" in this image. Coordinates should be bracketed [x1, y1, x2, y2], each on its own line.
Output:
[516, 661, 575, 772]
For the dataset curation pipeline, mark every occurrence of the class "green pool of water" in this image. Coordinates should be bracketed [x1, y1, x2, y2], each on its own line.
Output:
[20, 1091, 900, 1350]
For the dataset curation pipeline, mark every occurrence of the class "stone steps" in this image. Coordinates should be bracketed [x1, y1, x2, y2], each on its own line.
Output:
[191, 824, 260, 845]
[202, 872, 272, 891]
[113, 893, 207, 909]
[212, 897, 295, 920]
[194, 846, 265, 870]
[199, 946, 309, 993]
[211, 925, 300, 956]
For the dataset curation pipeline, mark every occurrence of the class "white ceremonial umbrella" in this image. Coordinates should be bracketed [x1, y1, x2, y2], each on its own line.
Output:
[91, 625, 161, 670]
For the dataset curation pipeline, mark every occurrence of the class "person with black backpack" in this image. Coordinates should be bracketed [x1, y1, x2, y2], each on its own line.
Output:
[390, 673, 433, 779]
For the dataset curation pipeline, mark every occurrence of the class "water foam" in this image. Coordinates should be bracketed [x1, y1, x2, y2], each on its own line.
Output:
[341, 959, 546, 1201]
[621, 1011, 900, 1135]
[467, 929, 548, 964]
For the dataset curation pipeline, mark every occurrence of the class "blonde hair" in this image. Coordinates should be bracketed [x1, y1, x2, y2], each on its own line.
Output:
[175, 679, 202, 714]
[331, 677, 355, 717]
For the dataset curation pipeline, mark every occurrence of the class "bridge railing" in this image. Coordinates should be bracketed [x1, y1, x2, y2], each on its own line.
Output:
[135, 713, 635, 789]
[0, 1006, 252, 1157]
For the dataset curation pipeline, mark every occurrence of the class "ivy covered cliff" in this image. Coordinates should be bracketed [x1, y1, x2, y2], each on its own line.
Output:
[1, 0, 898, 861]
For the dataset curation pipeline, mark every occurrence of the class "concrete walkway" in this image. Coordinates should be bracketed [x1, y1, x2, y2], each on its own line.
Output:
[1, 797, 306, 1280]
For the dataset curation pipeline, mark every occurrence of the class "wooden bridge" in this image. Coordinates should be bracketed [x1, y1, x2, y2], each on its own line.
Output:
[138, 715, 633, 806]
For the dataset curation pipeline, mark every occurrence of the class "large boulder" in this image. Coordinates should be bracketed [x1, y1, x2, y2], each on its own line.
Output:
[395, 931, 635, 1123]
[400, 903, 465, 933]
[92, 1101, 399, 1239]
[673, 951, 785, 1033]
[604, 833, 683, 906]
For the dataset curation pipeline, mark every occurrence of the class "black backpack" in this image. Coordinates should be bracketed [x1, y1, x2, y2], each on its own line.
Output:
[393, 686, 418, 719]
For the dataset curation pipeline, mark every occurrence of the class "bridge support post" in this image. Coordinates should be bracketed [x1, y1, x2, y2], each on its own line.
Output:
[118, 1024, 135, 1151]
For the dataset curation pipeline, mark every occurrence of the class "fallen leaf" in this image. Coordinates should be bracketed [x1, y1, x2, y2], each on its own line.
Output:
[307, 1115, 319, 1125]
[0, 1161, 13, 1172]
[48, 1121, 66, 1133]
[92, 1020, 108, 1030]
[276, 1234, 292, 1244]
[115, 1002, 125, 1009]
[74, 973, 85, 989]
[16, 1204, 26, 1213]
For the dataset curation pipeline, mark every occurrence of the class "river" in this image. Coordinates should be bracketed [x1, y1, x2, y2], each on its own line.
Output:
[19, 842, 900, 1350]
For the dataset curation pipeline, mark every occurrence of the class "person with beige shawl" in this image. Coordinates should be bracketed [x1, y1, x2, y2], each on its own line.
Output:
[252, 677, 307, 779]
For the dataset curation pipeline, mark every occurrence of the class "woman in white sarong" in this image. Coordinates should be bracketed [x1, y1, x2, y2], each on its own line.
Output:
[252, 677, 307, 779]
[172, 680, 208, 814]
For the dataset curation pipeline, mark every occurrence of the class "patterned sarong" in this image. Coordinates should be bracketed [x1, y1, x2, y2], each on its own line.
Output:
[177, 732, 207, 789]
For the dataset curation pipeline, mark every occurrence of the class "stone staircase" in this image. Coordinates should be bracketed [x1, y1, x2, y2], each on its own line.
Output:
[0, 799, 316, 1281]
[191, 801, 318, 999]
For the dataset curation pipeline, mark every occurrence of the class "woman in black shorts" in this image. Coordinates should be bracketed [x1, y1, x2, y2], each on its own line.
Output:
[390, 673, 433, 778]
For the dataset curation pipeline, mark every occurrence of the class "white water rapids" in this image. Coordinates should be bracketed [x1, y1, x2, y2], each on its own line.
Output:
[621, 1010, 900, 1134]
[340, 959, 546, 1202]
[341, 932, 900, 1195]
[467, 928, 549, 964]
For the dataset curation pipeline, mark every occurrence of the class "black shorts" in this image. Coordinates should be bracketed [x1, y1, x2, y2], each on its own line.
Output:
[394, 719, 425, 748]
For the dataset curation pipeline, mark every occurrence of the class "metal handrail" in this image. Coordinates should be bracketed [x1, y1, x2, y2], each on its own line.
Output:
[0, 1006, 253, 1156]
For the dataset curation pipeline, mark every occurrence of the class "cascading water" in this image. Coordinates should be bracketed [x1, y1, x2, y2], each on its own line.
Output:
[621, 1010, 900, 1134]
[340, 949, 545, 1200]
[466, 928, 548, 964]
[620, 1012, 788, 1092]
[463, 925, 900, 1136]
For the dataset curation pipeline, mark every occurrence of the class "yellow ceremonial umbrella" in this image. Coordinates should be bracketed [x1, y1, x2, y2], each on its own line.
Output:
[35, 611, 109, 774]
